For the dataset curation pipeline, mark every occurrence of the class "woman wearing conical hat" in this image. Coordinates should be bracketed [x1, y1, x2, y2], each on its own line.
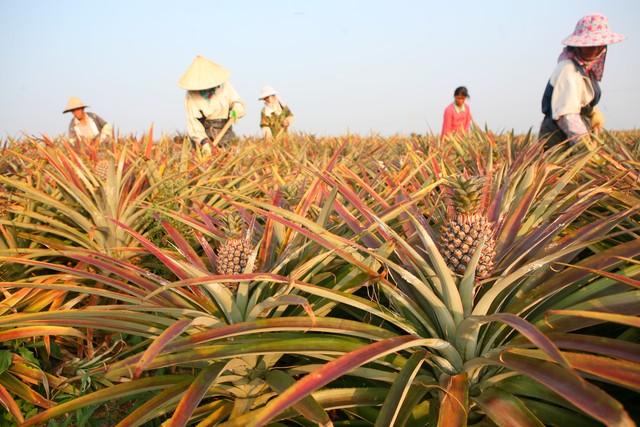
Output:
[259, 86, 294, 140]
[540, 13, 625, 149]
[179, 55, 245, 152]
[63, 97, 112, 144]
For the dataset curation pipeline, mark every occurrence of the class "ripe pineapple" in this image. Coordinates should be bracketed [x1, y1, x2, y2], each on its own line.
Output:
[216, 213, 254, 291]
[439, 176, 496, 279]
[95, 158, 109, 181]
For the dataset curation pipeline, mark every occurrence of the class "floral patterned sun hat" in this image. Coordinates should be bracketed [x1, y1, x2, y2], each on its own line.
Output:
[562, 14, 625, 47]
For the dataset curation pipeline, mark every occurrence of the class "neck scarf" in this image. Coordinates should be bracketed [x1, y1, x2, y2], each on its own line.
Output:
[558, 47, 607, 81]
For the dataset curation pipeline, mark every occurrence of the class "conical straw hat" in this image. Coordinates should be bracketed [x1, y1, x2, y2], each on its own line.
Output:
[178, 55, 230, 90]
[63, 97, 88, 113]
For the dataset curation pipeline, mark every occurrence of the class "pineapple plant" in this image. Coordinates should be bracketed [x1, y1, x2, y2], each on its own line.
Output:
[439, 175, 496, 278]
[216, 213, 254, 290]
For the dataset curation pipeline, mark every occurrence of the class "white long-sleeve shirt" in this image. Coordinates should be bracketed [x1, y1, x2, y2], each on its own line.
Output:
[184, 82, 245, 143]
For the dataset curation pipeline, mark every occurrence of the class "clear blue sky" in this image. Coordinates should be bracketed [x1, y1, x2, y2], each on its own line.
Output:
[1, 0, 638, 138]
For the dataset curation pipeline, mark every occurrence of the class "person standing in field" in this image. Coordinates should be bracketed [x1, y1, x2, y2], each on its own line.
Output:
[539, 13, 624, 149]
[441, 86, 473, 139]
[179, 55, 245, 155]
[259, 86, 294, 140]
[63, 97, 112, 145]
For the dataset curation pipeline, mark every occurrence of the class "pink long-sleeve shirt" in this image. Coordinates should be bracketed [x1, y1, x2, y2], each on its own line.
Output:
[441, 102, 472, 138]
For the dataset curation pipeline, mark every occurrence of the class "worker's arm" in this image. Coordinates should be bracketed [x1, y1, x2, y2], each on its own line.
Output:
[557, 113, 589, 139]
[224, 83, 245, 119]
[90, 113, 112, 141]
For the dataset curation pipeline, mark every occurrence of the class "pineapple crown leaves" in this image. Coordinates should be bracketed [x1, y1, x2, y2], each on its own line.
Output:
[444, 174, 489, 215]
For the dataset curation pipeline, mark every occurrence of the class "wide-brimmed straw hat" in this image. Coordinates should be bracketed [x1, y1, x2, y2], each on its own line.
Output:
[562, 14, 625, 47]
[63, 97, 88, 114]
[178, 55, 230, 91]
[258, 86, 277, 100]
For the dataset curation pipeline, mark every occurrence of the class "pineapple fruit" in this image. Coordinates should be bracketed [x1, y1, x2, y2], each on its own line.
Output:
[95, 158, 109, 181]
[216, 213, 254, 291]
[439, 176, 495, 279]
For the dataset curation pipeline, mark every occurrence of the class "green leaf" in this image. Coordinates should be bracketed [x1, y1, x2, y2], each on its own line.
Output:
[496, 351, 635, 427]
[266, 370, 332, 425]
[17, 348, 39, 368]
[21, 375, 192, 427]
[167, 362, 227, 427]
[375, 350, 426, 427]
[474, 387, 544, 427]
[0, 351, 11, 376]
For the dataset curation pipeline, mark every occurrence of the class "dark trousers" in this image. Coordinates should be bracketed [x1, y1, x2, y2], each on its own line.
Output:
[539, 114, 592, 150]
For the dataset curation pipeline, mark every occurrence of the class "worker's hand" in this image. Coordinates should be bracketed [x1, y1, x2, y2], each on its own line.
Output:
[590, 107, 605, 134]
[283, 117, 293, 128]
[576, 134, 598, 151]
[201, 143, 212, 157]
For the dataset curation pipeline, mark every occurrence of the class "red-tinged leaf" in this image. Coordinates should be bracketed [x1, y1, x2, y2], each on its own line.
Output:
[115, 381, 191, 427]
[521, 332, 640, 363]
[194, 231, 217, 270]
[496, 350, 634, 427]
[0, 373, 53, 409]
[134, 319, 193, 379]
[336, 164, 390, 209]
[247, 335, 424, 427]
[1, 256, 148, 302]
[20, 375, 191, 427]
[0, 383, 23, 424]
[250, 208, 375, 274]
[457, 313, 570, 367]
[495, 173, 540, 254]
[265, 370, 331, 425]
[106, 316, 396, 374]
[512, 231, 640, 315]
[161, 220, 207, 270]
[70, 254, 163, 296]
[193, 400, 233, 427]
[0, 326, 84, 343]
[499, 193, 606, 268]
[555, 263, 640, 288]
[295, 140, 346, 218]
[474, 387, 544, 427]
[331, 196, 381, 249]
[437, 372, 468, 427]
[562, 352, 640, 391]
[110, 218, 190, 280]
[167, 363, 227, 427]
[145, 123, 154, 159]
[546, 310, 640, 328]
[193, 207, 225, 237]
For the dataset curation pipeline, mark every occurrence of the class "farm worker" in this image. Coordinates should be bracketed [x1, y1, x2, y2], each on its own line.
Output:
[539, 13, 624, 149]
[441, 86, 473, 139]
[63, 97, 112, 144]
[259, 86, 294, 140]
[179, 55, 245, 154]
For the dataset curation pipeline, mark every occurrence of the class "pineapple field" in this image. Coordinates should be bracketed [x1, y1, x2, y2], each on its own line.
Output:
[0, 130, 639, 426]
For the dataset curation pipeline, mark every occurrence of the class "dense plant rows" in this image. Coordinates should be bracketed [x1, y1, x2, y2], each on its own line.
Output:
[0, 130, 638, 426]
